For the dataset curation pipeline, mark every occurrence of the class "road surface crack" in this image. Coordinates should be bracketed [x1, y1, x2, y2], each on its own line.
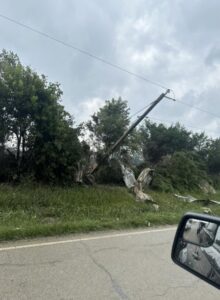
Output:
[153, 280, 199, 297]
[80, 241, 129, 300]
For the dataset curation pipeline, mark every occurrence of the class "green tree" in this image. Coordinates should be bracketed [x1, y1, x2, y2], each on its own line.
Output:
[87, 98, 140, 184]
[151, 151, 208, 192]
[0, 50, 38, 177]
[32, 99, 82, 183]
[0, 49, 82, 183]
[140, 120, 198, 163]
[207, 139, 220, 174]
[87, 98, 130, 151]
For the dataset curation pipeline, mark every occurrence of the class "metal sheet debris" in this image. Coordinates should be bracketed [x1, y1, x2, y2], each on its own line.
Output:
[120, 163, 158, 209]
[174, 194, 220, 205]
[120, 164, 136, 189]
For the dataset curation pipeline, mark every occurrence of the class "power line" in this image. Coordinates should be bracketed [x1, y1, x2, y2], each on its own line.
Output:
[161, 94, 220, 120]
[1, 13, 220, 121]
[175, 99, 220, 120]
[130, 99, 218, 135]
[130, 93, 176, 120]
[146, 115, 218, 136]
[130, 96, 220, 127]
[130, 101, 154, 119]
[130, 108, 217, 135]
[0, 13, 168, 90]
[129, 102, 217, 135]
[163, 92, 220, 120]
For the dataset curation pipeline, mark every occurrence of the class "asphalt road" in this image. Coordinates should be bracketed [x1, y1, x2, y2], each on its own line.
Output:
[0, 227, 219, 300]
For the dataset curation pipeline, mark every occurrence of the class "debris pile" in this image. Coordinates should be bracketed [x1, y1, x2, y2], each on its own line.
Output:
[174, 194, 220, 205]
[198, 180, 216, 194]
[120, 163, 159, 210]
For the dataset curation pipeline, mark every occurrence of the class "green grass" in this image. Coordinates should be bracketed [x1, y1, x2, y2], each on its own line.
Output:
[0, 184, 220, 241]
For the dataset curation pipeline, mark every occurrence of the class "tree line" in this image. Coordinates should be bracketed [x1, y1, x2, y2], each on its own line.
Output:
[0, 50, 220, 191]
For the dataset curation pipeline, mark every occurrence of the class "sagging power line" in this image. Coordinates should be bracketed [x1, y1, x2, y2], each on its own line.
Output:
[149, 116, 217, 136]
[0, 13, 168, 90]
[1, 13, 220, 121]
[130, 98, 218, 136]
[175, 99, 220, 120]
[131, 108, 217, 136]
[129, 101, 155, 119]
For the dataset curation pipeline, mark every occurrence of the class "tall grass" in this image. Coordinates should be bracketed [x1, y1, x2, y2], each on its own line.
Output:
[0, 184, 220, 240]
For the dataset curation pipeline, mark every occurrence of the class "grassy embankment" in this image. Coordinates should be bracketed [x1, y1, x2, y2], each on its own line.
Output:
[0, 184, 220, 241]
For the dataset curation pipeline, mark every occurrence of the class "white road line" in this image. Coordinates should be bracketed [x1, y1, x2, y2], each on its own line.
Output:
[0, 227, 176, 252]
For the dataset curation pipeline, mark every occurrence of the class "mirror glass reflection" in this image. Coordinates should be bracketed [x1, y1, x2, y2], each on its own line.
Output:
[175, 219, 220, 287]
[183, 218, 217, 247]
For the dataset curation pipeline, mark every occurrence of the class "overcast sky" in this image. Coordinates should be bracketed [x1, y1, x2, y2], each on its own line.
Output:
[0, 0, 220, 137]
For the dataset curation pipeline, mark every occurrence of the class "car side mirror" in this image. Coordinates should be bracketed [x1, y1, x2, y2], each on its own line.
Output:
[172, 212, 220, 289]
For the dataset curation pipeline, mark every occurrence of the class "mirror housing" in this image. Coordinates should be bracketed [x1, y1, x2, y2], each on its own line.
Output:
[172, 212, 220, 289]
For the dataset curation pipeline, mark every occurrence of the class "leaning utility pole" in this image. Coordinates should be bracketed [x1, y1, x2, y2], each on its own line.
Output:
[89, 89, 170, 176]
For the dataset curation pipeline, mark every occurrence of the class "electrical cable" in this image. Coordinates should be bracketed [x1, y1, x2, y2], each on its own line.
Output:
[146, 115, 218, 136]
[175, 99, 220, 120]
[129, 101, 154, 119]
[0, 13, 168, 90]
[1, 13, 220, 121]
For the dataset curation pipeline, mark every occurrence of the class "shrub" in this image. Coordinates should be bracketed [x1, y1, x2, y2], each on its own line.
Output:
[151, 151, 208, 192]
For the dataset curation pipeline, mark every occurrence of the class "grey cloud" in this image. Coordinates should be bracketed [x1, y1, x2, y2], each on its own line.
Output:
[205, 46, 220, 66]
[0, 0, 220, 137]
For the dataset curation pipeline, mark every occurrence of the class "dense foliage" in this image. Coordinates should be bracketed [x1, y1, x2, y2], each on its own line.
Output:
[0, 50, 219, 190]
[86, 97, 130, 150]
[0, 50, 81, 184]
[139, 120, 219, 191]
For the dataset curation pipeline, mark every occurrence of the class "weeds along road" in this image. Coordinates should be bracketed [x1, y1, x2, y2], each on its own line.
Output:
[0, 227, 219, 300]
